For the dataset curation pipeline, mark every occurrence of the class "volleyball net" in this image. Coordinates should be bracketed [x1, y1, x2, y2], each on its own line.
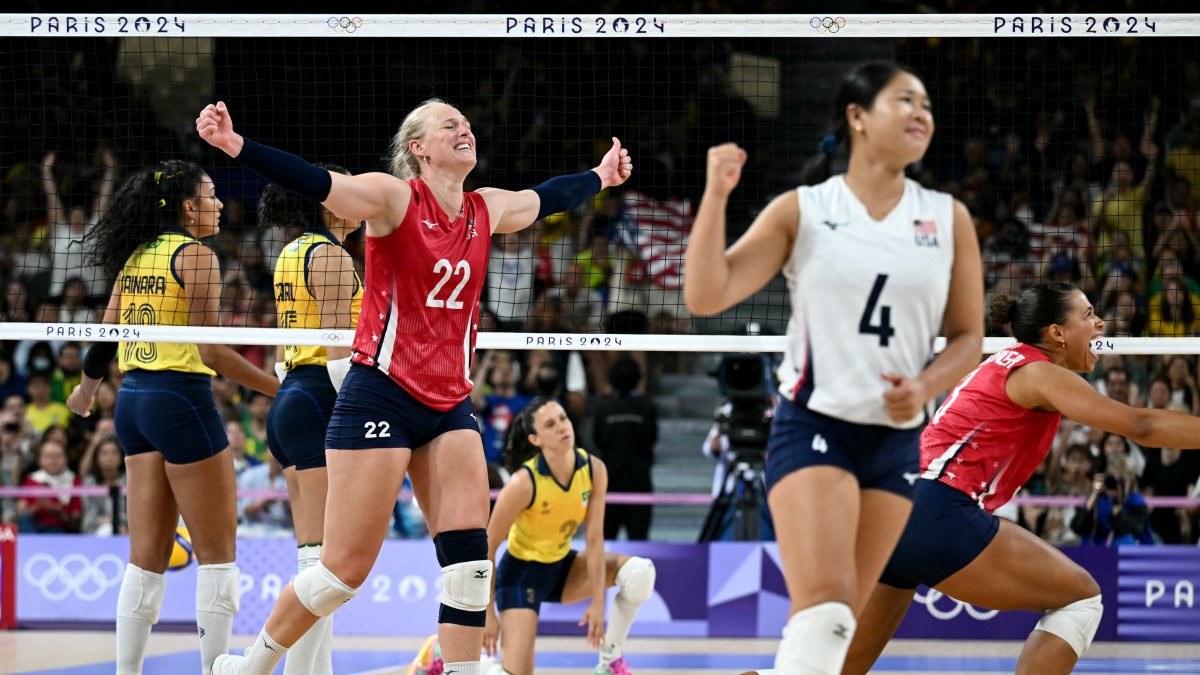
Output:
[1, 13, 1199, 353]
[1, 13, 1200, 543]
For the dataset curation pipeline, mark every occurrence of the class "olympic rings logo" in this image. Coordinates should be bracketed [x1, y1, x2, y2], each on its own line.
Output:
[327, 16, 363, 33]
[914, 587, 999, 621]
[321, 332, 344, 342]
[23, 553, 125, 602]
[809, 16, 847, 33]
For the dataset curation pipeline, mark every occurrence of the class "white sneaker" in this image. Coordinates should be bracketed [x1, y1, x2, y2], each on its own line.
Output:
[210, 653, 243, 674]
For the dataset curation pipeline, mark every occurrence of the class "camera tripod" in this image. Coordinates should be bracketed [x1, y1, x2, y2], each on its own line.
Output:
[698, 449, 775, 542]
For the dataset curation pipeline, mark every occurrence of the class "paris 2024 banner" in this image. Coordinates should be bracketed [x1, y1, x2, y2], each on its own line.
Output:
[14, 536, 1200, 641]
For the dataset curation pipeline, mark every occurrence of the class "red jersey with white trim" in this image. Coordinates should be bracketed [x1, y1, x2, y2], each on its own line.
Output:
[919, 342, 1061, 512]
[350, 178, 491, 411]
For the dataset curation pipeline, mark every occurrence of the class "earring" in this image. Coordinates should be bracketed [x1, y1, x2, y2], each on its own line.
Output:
[855, 125, 864, 134]
[1059, 339, 1066, 349]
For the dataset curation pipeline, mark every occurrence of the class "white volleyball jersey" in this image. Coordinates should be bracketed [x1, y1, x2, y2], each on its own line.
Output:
[777, 175, 956, 428]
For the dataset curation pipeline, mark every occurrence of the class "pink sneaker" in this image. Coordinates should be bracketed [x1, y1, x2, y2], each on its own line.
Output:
[595, 656, 632, 675]
[406, 634, 443, 675]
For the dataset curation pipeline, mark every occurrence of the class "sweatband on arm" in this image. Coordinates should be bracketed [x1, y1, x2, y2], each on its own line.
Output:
[236, 139, 333, 203]
[532, 170, 602, 220]
[83, 341, 118, 379]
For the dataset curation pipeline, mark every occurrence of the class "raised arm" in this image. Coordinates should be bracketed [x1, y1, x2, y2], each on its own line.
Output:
[684, 143, 795, 316]
[91, 147, 117, 217]
[480, 136, 632, 235]
[40, 152, 66, 227]
[196, 101, 411, 229]
[176, 243, 278, 397]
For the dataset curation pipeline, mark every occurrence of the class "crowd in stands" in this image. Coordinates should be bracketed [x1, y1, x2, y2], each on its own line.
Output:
[2, 31, 1200, 545]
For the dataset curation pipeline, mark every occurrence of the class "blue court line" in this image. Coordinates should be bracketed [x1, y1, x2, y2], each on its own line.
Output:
[22, 651, 1200, 674]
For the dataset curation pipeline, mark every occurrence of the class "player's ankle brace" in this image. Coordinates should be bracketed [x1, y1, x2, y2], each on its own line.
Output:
[435, 528, 491, 627]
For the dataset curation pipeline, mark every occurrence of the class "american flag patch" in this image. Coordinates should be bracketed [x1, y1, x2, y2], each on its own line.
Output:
[913, 219, 937, 235]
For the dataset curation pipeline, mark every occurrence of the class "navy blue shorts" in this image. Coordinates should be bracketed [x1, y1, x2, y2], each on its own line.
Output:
[495, 549, 578, 614]
[324, 364, 479, 451]
[764, 397, 920, 499]
[114, 370, 228, 465]
[268, 366, 336, 471]
[880, 478, 1000, 589]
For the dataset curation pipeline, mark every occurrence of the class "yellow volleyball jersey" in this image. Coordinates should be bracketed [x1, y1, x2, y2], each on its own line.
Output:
[116, 230, 214, 375]
[507, 449, 593, 564]
[275, 231, 363, 370]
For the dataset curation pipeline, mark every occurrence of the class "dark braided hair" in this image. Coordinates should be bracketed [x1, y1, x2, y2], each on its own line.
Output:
[259, 163, 349, 230]
[800, 61, 918, 186]
[502, 396, 557, 474]
[84, 159, 208, 279]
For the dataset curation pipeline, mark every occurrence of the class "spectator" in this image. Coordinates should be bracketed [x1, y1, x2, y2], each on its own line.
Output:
[24, 372, 71, 434]
[592, 357, 658, 541]
[40, 149, 115, 300]
[2, 279, 32, 323]
[486, 231, 536, 331]
[224, 419, 260, 475]
[550, 260, 605, 333]
[81, 434, 128, 535]
[0, 407, 34, 523]
[1141, 405, 1200, 545]
[16, 437, 82, 533]
[470, 351, 533, 467]
[240, 390, 271, 464]
[51, 342, 83, 404]
[237, 452, 291, 536]
[0, 351, 27, 402]
[1146, 275, 1200, 337]
[58, 277, 92, 324]
[1072, 455, 1154, 547]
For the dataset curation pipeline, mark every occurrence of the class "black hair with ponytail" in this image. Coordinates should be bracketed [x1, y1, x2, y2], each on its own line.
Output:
[502, 396, 557, 473]
[259, 163, 349, 231]
[800, 61, 917, 186]
[987, 281, 1078, 345]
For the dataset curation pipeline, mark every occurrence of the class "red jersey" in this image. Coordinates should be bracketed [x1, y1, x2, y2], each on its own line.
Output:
[351, 178, 491, 411]
[920, 342, 1061, 512]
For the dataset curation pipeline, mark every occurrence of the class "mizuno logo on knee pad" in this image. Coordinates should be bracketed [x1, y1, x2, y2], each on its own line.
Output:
[475, 569, 489, 579]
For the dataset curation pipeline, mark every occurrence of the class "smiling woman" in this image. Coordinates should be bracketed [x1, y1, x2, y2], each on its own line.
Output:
[683, 61, 985, 675]
[196, 96, 631, 675]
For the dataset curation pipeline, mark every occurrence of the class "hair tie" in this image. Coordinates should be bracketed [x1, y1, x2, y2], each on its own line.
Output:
[154, 171, 163, 185]
[157, 198, 167, 208]
[819, 134, 838, 157]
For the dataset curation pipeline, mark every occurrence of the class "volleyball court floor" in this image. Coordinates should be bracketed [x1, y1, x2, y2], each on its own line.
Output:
[2, 632, 1198, 674]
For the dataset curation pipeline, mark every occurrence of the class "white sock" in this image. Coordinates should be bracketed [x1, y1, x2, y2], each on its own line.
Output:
[442, 661, 481, 675]
[285, 546, 334, 675]
[196, 562, 241, 673]
[773, 601, 856, 675]
[242, 629, 288, 675]
[601, 557, 655, 666]
[115, 564, 165, 675]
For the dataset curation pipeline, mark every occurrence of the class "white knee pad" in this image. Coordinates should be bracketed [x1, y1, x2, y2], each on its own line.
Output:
[775, 601, 856, 675]
[196, 563, 241, 615]
[440, 560, 493, 612]
[116, 564, 165, 623]
[1034, 594, 1102, 657]
[616, 556, 656, 604]
[294, 561, 358, 617]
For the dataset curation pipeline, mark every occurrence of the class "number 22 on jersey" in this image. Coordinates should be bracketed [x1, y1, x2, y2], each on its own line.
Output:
[425, 258, 471, 309]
